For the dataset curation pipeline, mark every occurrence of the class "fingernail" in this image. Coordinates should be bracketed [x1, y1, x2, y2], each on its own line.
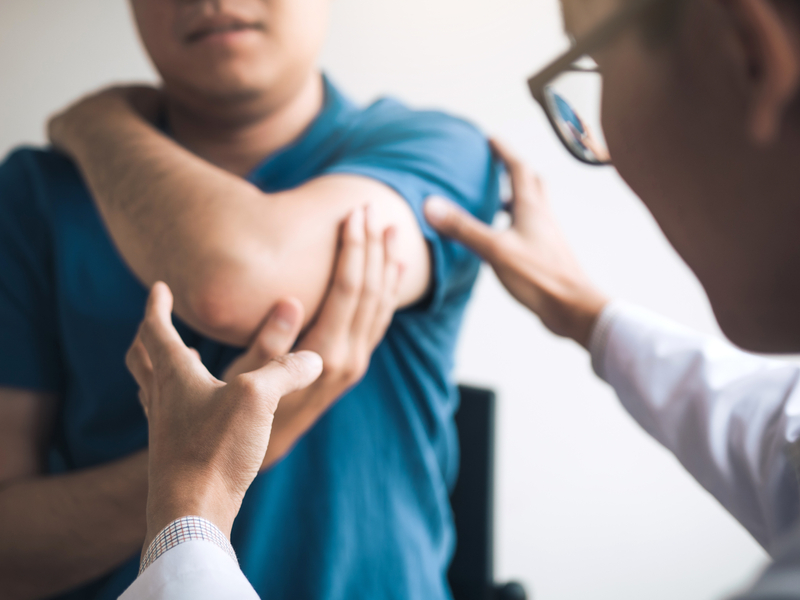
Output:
[347, 208, 365, 241]
[385, 226, 398, 255]
[272, 317, 293, 333]
[271, 302, 299, 332]
[424, 197, 451, 225]
[365, 202, 381, 234]
[294, 350, 323, 372]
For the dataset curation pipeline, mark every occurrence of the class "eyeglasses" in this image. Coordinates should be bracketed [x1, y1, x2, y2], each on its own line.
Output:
[527, 0, 669, 166]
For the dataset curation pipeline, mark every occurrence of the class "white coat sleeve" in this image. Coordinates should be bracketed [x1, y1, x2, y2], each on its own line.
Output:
[733, 529, 800, 599]
[590, 303, 800, 555]
[118, 540, 260, 600]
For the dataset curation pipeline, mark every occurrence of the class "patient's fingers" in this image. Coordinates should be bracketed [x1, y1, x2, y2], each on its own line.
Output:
[302, 208, 366, 348]
[251, 300, 304, 362]
[350, 203, 385, 344]
[368, 227, 404, 347]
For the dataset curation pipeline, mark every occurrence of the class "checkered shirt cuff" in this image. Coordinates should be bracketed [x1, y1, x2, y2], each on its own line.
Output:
[139, 516, 238, 575]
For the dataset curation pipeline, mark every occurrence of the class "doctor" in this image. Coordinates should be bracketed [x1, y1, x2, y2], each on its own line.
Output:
[121, 0, 800, 596]
[425, 0, 800, 591]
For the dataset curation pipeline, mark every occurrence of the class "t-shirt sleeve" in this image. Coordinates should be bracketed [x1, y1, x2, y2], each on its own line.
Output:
[0, 149, 64, 392]
[322, 103, 501, 313]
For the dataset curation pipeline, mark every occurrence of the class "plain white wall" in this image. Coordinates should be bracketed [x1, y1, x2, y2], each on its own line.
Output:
[0, 1, 770, 599]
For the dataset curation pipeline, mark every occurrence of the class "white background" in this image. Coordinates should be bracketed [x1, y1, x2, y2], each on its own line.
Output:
[0, 1, 769, 599]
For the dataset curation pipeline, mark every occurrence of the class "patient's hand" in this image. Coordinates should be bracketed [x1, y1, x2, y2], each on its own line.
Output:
[126, 282, 322, 552]
[48, 85, 162, 155]
[223, 205, 404, 468]
[424, 139, 608, 348]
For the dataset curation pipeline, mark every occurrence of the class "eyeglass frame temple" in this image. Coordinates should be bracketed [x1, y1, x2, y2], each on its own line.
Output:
[527, 0, 665, 95]
[527, 0, 667, 165]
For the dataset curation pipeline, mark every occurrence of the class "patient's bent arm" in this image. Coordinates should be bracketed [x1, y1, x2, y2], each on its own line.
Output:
[50, 90, 431, 347]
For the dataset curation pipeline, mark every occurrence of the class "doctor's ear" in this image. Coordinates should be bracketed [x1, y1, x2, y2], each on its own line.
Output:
[723, 0, 800, 145]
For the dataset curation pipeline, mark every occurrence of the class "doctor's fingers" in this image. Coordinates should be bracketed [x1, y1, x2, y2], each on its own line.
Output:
[139, 282, 208, 382]
[489, 138, 547, 224]
[126, 334, 154, 414]
[223, 299, 304, 382]
[424, 196, 500, 263]
[239, 352, 324, 416]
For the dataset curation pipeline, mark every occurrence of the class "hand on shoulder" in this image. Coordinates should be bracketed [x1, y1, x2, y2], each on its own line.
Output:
[424, 139, 609, 348]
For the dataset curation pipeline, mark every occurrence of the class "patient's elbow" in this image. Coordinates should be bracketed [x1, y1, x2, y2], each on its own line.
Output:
[181, 257, 269, 348]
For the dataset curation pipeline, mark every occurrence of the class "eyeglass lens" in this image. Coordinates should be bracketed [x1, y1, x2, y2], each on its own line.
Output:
[542, 58, 610, 164]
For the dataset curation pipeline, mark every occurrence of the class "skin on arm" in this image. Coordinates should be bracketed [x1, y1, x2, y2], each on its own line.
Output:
[222, 208, 404, 467]
[0, 388, 149, 600]
[48, 88, 430, 348]
[424, 139, 609, 348]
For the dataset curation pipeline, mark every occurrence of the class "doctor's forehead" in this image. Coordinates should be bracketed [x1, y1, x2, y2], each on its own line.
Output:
[560, 0, 623, 38]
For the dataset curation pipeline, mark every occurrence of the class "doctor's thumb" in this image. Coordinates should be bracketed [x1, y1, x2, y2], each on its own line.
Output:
[424, 196, 497, 261]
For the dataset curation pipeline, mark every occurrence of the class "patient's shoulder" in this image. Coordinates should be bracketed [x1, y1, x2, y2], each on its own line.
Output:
[348, 96, 488, 155]
[0, 146, 90, 214]
[1, 146, 84, 196]
[335, 97, 498, 207]
[2, 145, 80, 179]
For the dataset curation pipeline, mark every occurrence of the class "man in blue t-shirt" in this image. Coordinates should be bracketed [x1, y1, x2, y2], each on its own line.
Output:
[0, 1, 499, 599]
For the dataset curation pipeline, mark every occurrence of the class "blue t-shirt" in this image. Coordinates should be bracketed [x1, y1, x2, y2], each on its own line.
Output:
[0, 77, 500, 600]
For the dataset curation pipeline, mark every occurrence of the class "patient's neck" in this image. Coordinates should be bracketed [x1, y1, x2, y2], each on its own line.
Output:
[165, 72, 324, 178]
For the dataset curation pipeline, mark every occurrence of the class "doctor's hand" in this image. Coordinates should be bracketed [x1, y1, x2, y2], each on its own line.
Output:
[223, 206, 404, 468]
[126, 282, 323, 553]
[424, 139, 608, 348]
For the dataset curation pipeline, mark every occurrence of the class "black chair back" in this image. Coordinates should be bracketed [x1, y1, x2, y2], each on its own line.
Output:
[449, 386, 529, 600]
[449, 385, 496, 600]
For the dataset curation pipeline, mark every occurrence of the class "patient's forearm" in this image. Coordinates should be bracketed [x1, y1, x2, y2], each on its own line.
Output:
[54, 95, 275, 343]
[55, 93, 429, 347]
[0, 451, 148, 600]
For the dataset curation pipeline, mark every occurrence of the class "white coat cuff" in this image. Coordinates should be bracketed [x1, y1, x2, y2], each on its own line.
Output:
[589, 300, 627, 381]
